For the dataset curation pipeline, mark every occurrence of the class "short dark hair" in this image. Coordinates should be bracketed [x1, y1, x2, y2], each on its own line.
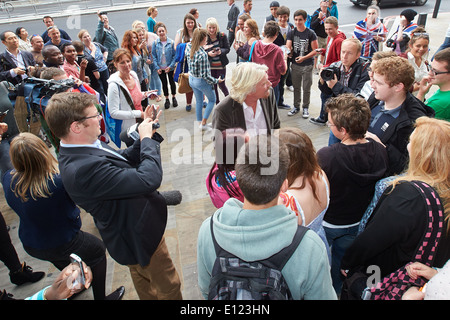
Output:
[276, 5, 290, 17]
[325, 93, 371, 140]
[235, 135, 289, 205]
[43, 16, 53, 21]
[263, 20, 280, 38]
[293, 9, 307, 20]
[0, 30, 15, 42]
[434, 47, 450, 72]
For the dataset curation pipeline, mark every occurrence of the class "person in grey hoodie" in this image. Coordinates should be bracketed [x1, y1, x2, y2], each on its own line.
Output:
[197, 135, 336, 300]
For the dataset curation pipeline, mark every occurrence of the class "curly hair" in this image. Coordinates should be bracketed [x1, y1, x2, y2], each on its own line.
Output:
[372, 56, 415, 93]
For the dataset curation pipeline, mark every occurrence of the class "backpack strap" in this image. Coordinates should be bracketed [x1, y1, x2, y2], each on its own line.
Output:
[210, 216, 308, 270]
[367, 180, 444, 300]
[248, 40, 258, 62]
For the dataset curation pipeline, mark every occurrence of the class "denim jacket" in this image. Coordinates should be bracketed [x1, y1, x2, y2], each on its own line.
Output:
[151, 38, 176, 71]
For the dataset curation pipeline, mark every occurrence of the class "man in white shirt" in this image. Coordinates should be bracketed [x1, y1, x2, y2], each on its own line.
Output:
[212, 62, 280, 136]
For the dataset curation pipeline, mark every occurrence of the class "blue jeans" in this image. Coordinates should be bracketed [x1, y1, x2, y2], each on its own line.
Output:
[149, 63, 162, 95]
[189, 75, 216, 122]
[324, 224, 359, 295]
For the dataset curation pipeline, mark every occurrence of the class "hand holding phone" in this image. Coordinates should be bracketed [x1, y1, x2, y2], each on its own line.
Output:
[70, 253, 86, 289]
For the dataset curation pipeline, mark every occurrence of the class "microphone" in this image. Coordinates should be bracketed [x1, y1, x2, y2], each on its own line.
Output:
[160, 190, 182, 206]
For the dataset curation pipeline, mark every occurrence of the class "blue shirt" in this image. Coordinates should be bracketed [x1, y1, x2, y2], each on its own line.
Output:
[369, 101, 401, 138]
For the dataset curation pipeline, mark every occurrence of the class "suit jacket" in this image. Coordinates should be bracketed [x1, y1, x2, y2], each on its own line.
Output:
[58, 137, 167, 267]
[212, 88, 280, 134]
[0, 50, 35, 85]
[227, 3, 240, 31]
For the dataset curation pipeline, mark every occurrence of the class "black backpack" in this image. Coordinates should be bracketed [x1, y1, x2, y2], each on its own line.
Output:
[208, 218, 308, 300]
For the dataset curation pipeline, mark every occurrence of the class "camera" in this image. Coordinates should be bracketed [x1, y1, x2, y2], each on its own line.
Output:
[320, 66, 341, 82]
[385, 39, 395, 48]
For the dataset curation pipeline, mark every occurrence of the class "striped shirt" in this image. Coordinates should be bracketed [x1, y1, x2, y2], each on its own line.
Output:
[185, 43, 218, 85]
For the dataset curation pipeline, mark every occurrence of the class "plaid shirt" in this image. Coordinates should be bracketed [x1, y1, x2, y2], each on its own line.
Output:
[186, 43, 218, 85]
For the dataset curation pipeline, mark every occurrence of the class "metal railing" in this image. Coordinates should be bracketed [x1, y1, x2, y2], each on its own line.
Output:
[0, 0, 158, 21]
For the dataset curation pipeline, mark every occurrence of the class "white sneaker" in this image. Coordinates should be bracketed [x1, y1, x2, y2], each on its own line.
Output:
[287, 86, 294, 92]
[199, 123, 212, 131]
[302, 108, 309, 119]
[288, 107, 300, 116]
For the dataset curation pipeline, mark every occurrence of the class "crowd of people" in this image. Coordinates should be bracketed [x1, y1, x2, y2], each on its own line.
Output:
[0, 0, 449, 301]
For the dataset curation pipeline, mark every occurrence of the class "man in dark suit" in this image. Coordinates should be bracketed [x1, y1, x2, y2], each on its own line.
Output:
[212, 62, 280, 136]
[0, 31, 36, 85]
[45, 92, 182, 300]
[226, 0, 240, 47]
[0, 31, 39, 134]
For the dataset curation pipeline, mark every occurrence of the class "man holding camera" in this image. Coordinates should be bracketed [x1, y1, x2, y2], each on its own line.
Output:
[0, 31, 36, 85]
[310, 38, 369, 128]
[45, 92, 183, 300]
[0, 31, 40, 134]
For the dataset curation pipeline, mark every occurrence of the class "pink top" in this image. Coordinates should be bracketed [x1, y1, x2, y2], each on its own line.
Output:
[63, 60, 80, 79]
[127, 80, 143, 111]
[206, 165, 244, 208]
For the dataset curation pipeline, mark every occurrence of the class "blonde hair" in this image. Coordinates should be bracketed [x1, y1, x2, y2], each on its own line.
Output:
[9, 133, 59, 202]
[392, 117, 450, 229]
[229, 62, 268, 103]
[77, 29, 89, 41]
[146, 6, 157, 16]
[132, 20, 146, 30]
[205, 17, 220, 33]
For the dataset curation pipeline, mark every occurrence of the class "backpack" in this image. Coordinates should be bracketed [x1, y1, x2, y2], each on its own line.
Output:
[208, 218, 308, 300]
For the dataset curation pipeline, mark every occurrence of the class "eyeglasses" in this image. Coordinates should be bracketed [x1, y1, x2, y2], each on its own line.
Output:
[75, 112, 101, 122]
[326, 121, 336, 128]
[429, 68, 450, 76]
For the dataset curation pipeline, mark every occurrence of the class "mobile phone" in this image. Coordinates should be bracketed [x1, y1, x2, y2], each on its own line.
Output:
[0, 110, 9, 122]
[70, 253, 86, 287]
[152, 104, 158, 120]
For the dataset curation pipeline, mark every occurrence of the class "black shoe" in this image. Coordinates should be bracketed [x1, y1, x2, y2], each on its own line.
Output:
[172, 97, 178, 108]
[309, 117, 326, 126]
[164, 99, 170, 109]
[104, 286, 125, 300]
[10, 262, 45, 285]
[278, 104, 291, 110]
[0, 290, 15, 300]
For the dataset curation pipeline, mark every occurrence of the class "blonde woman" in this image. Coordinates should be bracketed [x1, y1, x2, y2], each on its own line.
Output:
[131, 20, 162, 99]
[186, 28, 224, 130]
[1, 133, 124, 300]
[205, 17, 230, 104]
[146, 6, 158, 33]
[341, 117, 450, 299]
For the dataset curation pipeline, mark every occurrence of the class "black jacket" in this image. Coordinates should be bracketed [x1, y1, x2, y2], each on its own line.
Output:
[0, 50, 35, 85]
[318, 58, 370, 96]
[58, 137, 167, 267]
[207, 32, 230, 67]
[367, 92, 435, 176]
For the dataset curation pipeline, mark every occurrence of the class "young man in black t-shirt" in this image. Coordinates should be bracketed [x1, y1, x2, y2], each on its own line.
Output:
[286, 10, 319, 118]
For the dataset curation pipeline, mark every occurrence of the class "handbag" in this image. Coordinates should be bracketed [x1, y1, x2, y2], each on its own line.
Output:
[341, 181, 444, 300]
[177, 57, 192, 94]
